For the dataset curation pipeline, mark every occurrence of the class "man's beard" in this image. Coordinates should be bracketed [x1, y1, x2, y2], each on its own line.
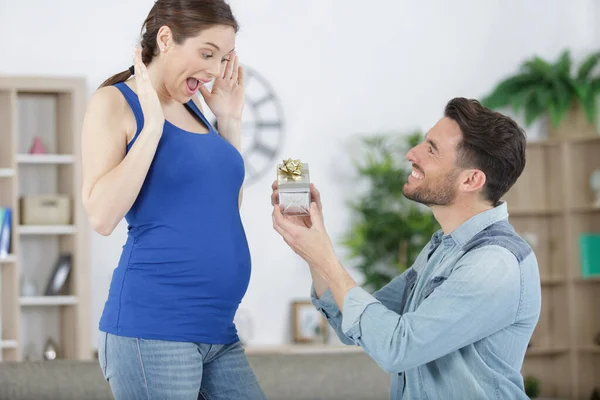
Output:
[402, 169, 459, 206]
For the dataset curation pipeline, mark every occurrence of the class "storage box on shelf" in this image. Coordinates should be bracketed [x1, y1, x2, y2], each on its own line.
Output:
[503, 137, 600, 399]
[0, 76, 91, 362]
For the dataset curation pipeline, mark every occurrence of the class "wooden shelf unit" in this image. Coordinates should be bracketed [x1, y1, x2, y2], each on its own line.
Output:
[0, 76, 91, 362]
[503, 137, 600, 399]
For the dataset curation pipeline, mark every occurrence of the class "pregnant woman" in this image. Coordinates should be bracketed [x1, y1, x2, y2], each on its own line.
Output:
[80, 1, 265, 399]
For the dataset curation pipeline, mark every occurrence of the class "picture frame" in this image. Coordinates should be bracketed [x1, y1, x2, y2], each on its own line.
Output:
[44, 253, 72, 296]
[291, 300, 328, 344]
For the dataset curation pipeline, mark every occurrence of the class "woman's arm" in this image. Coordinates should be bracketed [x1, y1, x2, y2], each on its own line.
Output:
[81, 87, 162, 236]
[82, 49, 165, 235]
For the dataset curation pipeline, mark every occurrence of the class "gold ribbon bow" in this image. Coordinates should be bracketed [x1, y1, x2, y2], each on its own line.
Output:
[278, 158, 304, 180]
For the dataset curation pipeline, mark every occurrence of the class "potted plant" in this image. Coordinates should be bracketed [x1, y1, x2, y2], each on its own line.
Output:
[482, 49, 600, 139]
[524, 375, 541, 398]
[342, 131, 440, 292]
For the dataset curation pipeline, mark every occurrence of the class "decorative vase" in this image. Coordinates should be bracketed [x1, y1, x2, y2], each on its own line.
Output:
[548, 101, 598, 140]
[29, 136, 47, 154]
[43, 338, 59, 360]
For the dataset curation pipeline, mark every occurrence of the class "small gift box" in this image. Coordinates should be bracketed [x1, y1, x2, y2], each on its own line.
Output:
[277, 158, 310, 215]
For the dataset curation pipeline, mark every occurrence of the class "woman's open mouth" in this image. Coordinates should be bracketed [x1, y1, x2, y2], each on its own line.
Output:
[185, 77, 200, 94]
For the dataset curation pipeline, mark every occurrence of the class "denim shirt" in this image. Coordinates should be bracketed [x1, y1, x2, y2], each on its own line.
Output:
[312, 202, 541, 400]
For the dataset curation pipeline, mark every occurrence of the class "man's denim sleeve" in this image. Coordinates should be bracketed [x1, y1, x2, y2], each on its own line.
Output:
[338, 246, 521, 374]
[310, 285, 355, 345]
[310, 270, 414, 346]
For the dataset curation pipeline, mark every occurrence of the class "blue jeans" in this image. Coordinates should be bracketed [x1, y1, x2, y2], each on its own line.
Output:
[97, 331, 266, 400]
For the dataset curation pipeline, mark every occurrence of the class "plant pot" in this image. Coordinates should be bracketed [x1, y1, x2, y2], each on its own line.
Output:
[548, 101, 598, 139]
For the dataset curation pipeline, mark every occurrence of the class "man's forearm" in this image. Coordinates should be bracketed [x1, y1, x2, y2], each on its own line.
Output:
[310, 265, 329, 298]
[309, 264, 356, 347]
[312, 257, 358, 309]
[321, 261, 358, 309]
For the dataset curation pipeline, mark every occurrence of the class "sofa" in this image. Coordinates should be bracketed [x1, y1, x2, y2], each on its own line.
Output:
[0, 347, 391, 400]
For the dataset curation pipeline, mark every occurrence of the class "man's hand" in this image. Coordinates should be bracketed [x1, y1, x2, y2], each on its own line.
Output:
[272, 199, 337, 270]
[271, 181, 357, 305]
[271, 179, 334, 268]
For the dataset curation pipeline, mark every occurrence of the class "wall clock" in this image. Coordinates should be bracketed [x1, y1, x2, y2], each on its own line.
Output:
[213, 65, 285, 186]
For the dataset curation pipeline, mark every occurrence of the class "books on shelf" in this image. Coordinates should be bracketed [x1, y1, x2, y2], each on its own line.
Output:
[580, 233, 600, 278]
[0, 207, 12, 258]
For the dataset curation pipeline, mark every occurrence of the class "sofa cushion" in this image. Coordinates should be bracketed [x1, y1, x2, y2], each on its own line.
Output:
[0, 349, 390, 400]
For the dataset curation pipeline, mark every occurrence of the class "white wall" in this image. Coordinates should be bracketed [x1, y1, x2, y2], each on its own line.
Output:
[1, 0, 597, 347]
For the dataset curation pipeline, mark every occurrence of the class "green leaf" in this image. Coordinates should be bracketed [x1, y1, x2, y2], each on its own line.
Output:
[553, 50, 572, 77]
[591, 77, 600, 94]
[577, 51, 600, 80]
[522, 56, 554, 78]
[547, 103, 563, 127]
[482, 73, 540, 109]
[551, 78, 574, 122]
[581, 77, 600, 124]
[524, 96, 546, 126]
[510, 86, 539, 113]
[535, 86, 552, 108]
[570, 79, 590, 100]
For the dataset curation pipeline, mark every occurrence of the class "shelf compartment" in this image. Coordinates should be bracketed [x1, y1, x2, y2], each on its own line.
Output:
[576, 353, 600, 399]
[566, 140, 600, 210]
[16, 91, 76, 156]
[572, 284, 600, 348]
[502, 144, 563, 212]
[510, 215, 565, 279]
[569, 213, 600, 280]
[19, 307, 62, 361]
[521, 353, 571, 399]
[528, 286, 569, 350]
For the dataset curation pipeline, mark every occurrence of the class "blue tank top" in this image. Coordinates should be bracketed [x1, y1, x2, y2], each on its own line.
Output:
[98, 82, 251, 344]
